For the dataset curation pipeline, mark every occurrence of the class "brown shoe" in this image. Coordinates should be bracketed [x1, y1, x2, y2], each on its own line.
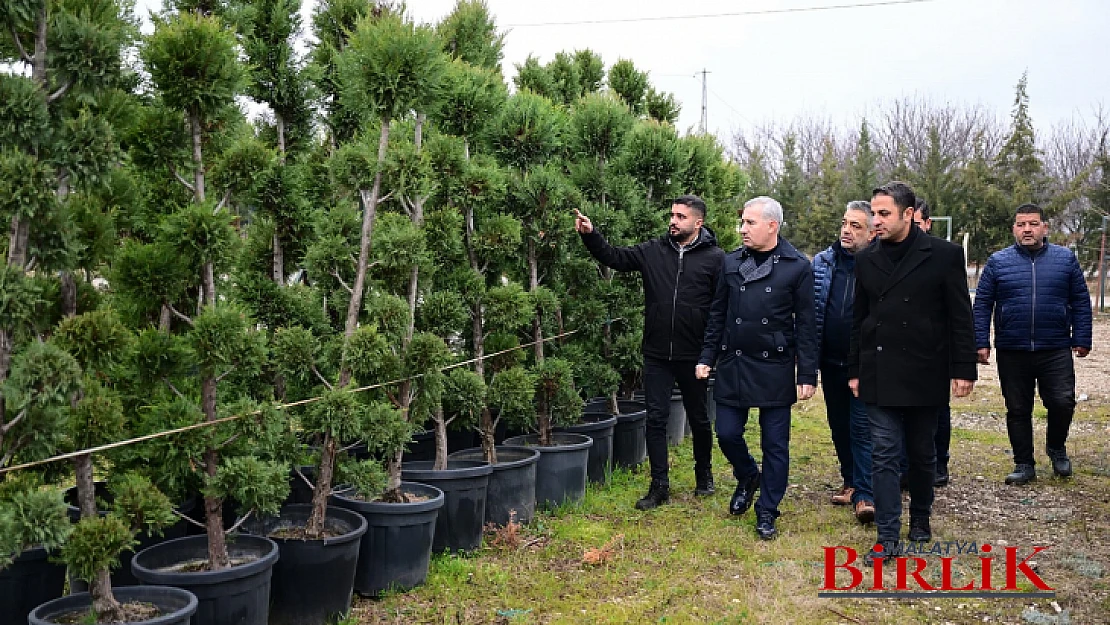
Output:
[854, 500, 875, 523]
[831, 485, 854, 506]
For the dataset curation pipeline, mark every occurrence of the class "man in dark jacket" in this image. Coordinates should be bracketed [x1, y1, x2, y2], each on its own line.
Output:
[849, 181, 977, 563]
[813, 201, 875, 523]
[697, 196, 818, 540]
[575, 195, 725, 510]
[973, 203, 1093, 485]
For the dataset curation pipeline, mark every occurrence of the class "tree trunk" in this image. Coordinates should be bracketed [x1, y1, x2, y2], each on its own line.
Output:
[537, 394, 551, 446]
[339, 118, 391, 377]
[479, 407, 496, 464]
[306, 433, 336, 537]
[60, 271, 77, 318]
[528, 239, 543, 363]
[200, 370, 229, 569]
[406, 264, 419, 343]
[159, 304, 172, 332]
[90, 569, 123, 622]
[32, 3, 46, 86]
[7, 216, 30, 270]
[276, 114, 286, 158]
[381, 448, 405, 503]
[73, 454, 96, 519]
[272, 232, 284, 285]
[190, 110, 205, 203]
[432, 406, 448, 471]
[203, 262, 216, 308]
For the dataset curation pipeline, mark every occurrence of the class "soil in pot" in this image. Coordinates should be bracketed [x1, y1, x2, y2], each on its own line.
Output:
[401, 460, 491, 553]
[447, 446, 539, 526]
[130, 534, 278, 625]
[28, 586, 197, 625]
[243, 504, 367, 625]
[501, 433, 591, 510]
[330, 482, 444, 597]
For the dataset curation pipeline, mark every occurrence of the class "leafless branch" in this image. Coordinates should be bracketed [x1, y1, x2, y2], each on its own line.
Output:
[338, 441, 363, 453]
[378, 190, 394, 203]
[46, 79, 71, 103]
[169, 163, 195, 194]
[331, 269, 354, 295]
[166, 303, 194, 326]
[312, 366, 334, 391]
[214, 188, 232, 213]
[217, 433, 241, 449]
[215, 367, 236, 383]
[10, 27, 30, 64]
[163, 378, 186, 400]
[0, 408, 28, 435]
[294, 467, 315, 490]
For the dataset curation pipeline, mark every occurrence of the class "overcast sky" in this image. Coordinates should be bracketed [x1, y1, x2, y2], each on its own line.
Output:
[135, 0, 1110, 141]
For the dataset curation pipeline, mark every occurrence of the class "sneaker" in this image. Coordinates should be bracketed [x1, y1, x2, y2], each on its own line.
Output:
[1004, 463, 1037, 486]
[934, 464, 950, 487]
[694, 467, 715, 496]
[830, 484, 854, 506]
[1047, 448, 1072, 478]
[730, 471, 760, 516]
[864, 540, 898, 567]
[908, 516, 931, 543]
[755, 515, 777, 540]
[854, 500, 875, 524]
[635, 480, 670, 511]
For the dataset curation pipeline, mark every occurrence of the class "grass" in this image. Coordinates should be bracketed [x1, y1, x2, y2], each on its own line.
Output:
[349, 392, 1110, 625]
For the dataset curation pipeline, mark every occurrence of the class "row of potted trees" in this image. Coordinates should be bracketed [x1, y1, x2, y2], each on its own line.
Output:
[0, 0, 741, 623]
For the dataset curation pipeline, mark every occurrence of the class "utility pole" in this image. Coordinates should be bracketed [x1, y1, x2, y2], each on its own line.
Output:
[1100, 215, 1108, 312]
[698, 68, 710, 135]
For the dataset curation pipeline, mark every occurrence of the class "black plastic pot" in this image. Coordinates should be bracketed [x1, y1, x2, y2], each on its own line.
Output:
[583, 396, 608, 411]
[0, 546, 66, 625]
[448, 445, 540, 526]
[64, 482, 196, 588]
[243, 504, 366, 625]
[611, 400, 648, 470]
[131, 534, 279, 625]
[502, 433, 592, 510]
[28, 586, 197, 625]
[668, 389, 686, 446]
[330, 482, 444, 597]
[557, 413, 617, 485]
[401, 460, 491, 553]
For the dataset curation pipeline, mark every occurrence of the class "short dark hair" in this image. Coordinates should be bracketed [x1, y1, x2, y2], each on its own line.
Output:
[914, 197, 931, 220]
[872, 181, 916, 212]
[1014, 203, 1045, 221]
[672, 194, 707, 219]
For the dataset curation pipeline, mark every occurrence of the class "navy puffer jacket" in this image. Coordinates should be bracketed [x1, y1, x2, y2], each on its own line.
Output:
[973, 242, 1092, 351]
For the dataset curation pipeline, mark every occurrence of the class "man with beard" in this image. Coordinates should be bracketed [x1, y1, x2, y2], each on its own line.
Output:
[575, 195, 725, 510]
[849, 181, 977, 563]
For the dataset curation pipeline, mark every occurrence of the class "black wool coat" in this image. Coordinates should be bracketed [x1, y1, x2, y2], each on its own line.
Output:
[699, 238, 818, 408]
[580, 227, 725, 362]
[847, 227, 978, 407]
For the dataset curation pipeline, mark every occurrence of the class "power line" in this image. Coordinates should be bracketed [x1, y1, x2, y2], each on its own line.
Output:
[505, 0, 937, 28]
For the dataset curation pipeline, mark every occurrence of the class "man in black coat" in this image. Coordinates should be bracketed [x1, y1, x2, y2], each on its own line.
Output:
[848, 181, 977, 562]
[697, 196, 818, 540]
[575, 195, 725, 510]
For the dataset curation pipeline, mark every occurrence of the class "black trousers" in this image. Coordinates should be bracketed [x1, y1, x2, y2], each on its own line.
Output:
[642, 357, 714, 485]
[996, 349, 1076, 466]
[868, 405, 938, 543]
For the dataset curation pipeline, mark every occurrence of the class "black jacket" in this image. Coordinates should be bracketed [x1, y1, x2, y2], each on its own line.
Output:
[580, 226, 725, 361]
[848, 226, 978, 407]
[699, 238, 818, 407]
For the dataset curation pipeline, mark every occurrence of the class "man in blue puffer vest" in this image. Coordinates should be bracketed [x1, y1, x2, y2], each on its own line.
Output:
[813, 201, 875, 523]
[973, 203, 1093, 485]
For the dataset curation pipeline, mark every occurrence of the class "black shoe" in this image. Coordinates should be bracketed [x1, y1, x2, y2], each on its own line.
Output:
[635, 481, 670, 511]
[1047, 448, 1072, 477]
[864, 540, 898, 567]
[755, 515, 777, 540]
[729, 471, 760, 516]
[908, 516, 931, 543]
[934, 464, 950, 487]
[1005, 463, 1037, 485]
[694, 467, 715, 496]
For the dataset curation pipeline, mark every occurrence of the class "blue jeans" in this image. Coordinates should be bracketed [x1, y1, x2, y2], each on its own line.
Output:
[715, 403, 791, 520]
[821, 364, 873, 503]
[868, 405, 938, 542]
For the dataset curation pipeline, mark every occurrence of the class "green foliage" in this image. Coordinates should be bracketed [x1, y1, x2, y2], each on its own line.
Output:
[434, 60, 507, 142]
[569, 93, 634, 163]
[644, 88, 680, 125]
[483, 283, 533, 334]
[532, 357, 581, 429]
[417, 291, 468, 338]
[53, 309, 133, 374]
[161, 201, 238, 268]
[573, 50, 605, 97]
[187, 304, 267, 378]
[108, 472, 176, 537]
[361, 401, 415, 458]
[0, 74, 50, 152]
[59, 515, 134, 583]
[3, 342, 83, 462]
[621, 120, 682, 200]
[142, 11, 245, 118]
[130, 328, 192, 388]
[0, 149, 58, 223]
[343, 324, 400, 384]
[207, 456, 290, 520]
[0, 264, 44, 340]
[305, 387, 366, 444]
[335, 457, 387, 501]
[437, 0, 504, 71]
[271, 325, 320, 384]
[362, 291, 411, 344]
[486, 366, 534, 429]
[68, 377, 125, 450]
[607, 59, 647, 115]
[340, 11, 449, 122]
[121, 398, 205, 501]
[0, 488, 73, 570]
[442, 367, 485, 431]
[487, 91, 564, 170]
[513, 55, 553, 99]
